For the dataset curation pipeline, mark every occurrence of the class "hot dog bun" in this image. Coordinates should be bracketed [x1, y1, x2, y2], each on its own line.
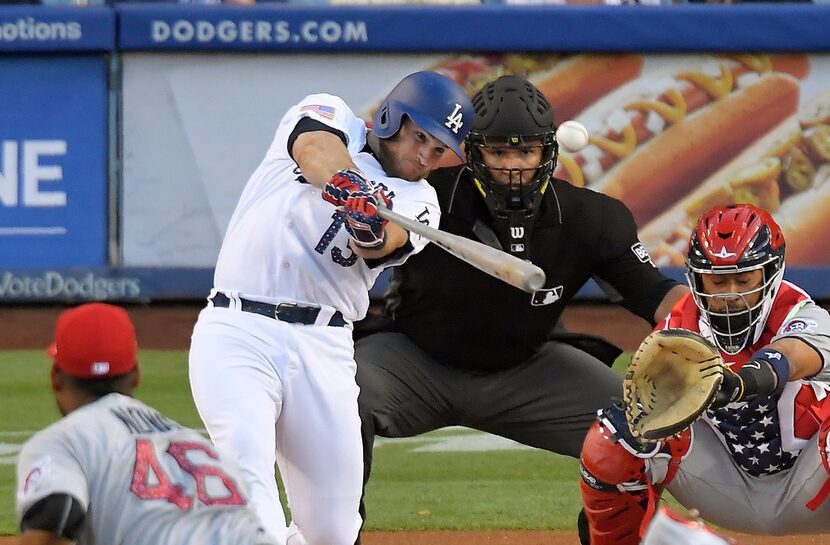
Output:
[641, 91, 830, 266]
[554, 54, 808, 226]
[599, 72, 800, 223]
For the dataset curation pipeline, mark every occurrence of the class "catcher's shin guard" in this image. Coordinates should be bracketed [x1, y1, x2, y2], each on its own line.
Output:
[579, 481, 648, 545]
[579, 405, 694, 545]
[579, 418, 651, 545]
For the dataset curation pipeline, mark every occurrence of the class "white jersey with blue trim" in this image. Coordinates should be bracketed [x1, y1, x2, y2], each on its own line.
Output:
[213, 93, 440, 321]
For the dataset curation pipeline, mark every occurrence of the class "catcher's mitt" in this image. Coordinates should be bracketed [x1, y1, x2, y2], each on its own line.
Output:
[623, 328, 725, 442]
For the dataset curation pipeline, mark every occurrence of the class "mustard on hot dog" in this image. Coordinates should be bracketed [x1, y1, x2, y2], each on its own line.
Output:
[556, 55, 807, 190]
[645, 101, 830, 267]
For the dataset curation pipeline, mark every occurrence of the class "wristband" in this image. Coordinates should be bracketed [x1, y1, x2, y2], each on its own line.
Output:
[739, 349, 790, 400]
[351, 228, 387, 250]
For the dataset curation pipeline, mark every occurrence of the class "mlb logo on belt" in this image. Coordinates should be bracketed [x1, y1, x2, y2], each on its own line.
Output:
[531, 286, 563, 306]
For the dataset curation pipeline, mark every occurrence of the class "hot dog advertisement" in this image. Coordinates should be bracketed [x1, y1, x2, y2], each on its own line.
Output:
[384, 53, 828, 266]
[360, 53, 645, 167]
[552, 54, 809, 226]
[642, 92, 830, 267]
[122, 52, 830, 275]
[429, 53, 644, 123]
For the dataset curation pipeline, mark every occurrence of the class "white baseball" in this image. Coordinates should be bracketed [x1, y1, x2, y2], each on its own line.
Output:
[557, 120, 589, 152]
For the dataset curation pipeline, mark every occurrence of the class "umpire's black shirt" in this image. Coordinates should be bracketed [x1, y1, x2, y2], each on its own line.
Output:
[383, 166, 679, 372]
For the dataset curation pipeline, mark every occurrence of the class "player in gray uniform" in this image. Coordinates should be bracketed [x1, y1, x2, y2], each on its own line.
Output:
[15, 303, 273, 545]
[579, 204, 830, 544]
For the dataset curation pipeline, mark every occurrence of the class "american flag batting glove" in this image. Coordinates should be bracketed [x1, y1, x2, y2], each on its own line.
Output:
[342, 191, 387, 249]
[322, 168, 374, 207]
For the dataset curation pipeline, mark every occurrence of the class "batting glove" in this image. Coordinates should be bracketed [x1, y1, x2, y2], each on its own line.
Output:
[342, 188, 391, 249]
[322, 168, 375, 208]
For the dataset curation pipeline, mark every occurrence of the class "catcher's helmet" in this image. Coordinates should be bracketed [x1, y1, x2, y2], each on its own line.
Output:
[373, 71, 473, 160]
[686, 204, 786, 355]
[466, 75, 558, 258]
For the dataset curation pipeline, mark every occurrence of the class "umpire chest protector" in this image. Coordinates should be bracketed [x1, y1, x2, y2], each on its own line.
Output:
[385, 167, 676, 372]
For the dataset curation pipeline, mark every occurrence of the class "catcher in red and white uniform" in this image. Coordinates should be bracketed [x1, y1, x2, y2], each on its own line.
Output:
[578, 203, 830, 544]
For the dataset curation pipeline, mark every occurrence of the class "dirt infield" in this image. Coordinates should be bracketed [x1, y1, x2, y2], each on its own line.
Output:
[0, 302, 653, 351]
[0, 303, 202, 350]
[364, 530, 824, 544]
[0, 530, 821, 544]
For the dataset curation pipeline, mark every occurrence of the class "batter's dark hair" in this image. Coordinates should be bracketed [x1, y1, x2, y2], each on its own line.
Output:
[63, 369, 138, 400]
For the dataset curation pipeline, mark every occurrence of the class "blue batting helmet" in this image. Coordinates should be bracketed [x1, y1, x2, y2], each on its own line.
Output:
[372, 71, 473, 159]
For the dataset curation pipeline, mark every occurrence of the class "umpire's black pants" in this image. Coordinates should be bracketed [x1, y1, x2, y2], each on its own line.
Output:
[353, 331, 624, 534]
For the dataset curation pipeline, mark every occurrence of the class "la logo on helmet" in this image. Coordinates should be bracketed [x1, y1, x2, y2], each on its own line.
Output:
[445, 103, 464, 134]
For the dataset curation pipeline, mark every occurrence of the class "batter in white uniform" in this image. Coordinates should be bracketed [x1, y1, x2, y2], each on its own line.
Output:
[16, 303, 272, 545]
[188, 71, 473, 545]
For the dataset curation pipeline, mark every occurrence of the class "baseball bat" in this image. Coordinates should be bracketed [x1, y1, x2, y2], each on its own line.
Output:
[377, 206, 546, 294]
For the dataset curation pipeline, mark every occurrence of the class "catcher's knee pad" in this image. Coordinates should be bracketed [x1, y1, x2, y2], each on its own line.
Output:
[580, 406, 658, 487]
[579, 411, 652, 545]
[581, 405, 692, 488]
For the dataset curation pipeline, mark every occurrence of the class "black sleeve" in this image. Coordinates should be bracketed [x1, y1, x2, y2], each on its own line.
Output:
[21, 493, 86, 541]
[363, 239, 415, 269]
[287, 117, 348, 161]
[594, 196, 680, 326]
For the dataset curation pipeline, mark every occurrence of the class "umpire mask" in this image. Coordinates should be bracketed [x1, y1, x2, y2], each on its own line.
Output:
[466, 76, 558, 259]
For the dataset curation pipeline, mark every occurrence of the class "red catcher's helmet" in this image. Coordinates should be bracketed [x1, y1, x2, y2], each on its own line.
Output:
[686, 204, 786, 355]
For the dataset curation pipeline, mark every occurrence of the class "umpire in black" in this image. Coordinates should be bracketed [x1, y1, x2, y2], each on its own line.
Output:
[354, 75, 687, 534]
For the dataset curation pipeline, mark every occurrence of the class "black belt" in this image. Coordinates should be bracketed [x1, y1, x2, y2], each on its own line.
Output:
[209, 292, 347, 327]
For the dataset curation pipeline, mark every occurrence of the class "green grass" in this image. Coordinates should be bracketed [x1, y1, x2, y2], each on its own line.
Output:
[0, 350, 631, 535]
[364, 434, 582, 530]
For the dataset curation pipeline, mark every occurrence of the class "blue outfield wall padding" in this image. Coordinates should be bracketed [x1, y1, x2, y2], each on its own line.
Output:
[115, 4, 830, 53]
[0, 267, 387, 303]
[0, 267, 827, 303]
[0, 7, 115, 52]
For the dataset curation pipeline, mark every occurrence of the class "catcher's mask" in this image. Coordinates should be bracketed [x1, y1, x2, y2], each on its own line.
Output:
[686, 204, 786, 355]
[373, 71, 474, 161]
[466, 75, 558, 259]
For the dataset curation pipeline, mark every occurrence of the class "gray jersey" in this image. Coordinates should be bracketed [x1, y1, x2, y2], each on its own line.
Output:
[773, 298, 830, 380]
[650, 290, 830, 534]
[16, 394, 272, 545]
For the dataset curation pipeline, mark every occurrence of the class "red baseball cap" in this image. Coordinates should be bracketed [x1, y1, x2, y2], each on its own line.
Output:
[47, 303, 138, 379]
